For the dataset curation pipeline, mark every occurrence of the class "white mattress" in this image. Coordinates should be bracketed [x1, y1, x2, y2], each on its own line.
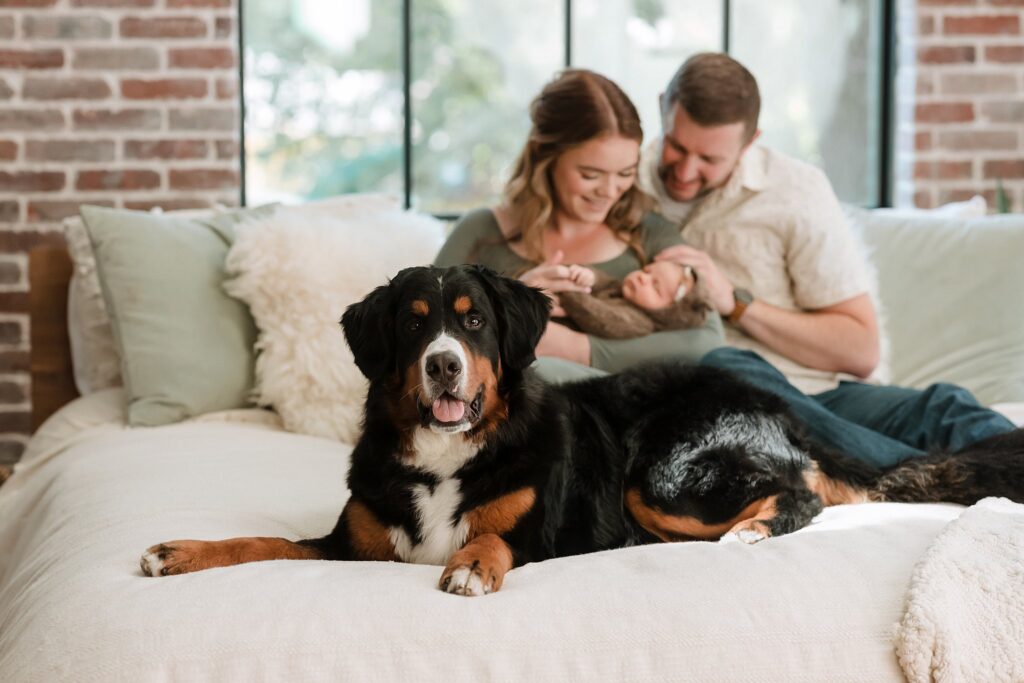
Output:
[0, 390, 971, 682]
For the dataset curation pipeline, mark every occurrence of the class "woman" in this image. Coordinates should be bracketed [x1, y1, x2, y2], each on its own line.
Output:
[434, 69, 723, 379]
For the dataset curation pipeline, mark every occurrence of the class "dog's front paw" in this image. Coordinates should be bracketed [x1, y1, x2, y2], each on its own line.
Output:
[439, 565, 494, 596]
[438, 533, 512, 596]
[719, 529, 766, 545]
[721, 519, 771, 545]
[140, 541, 202, 577]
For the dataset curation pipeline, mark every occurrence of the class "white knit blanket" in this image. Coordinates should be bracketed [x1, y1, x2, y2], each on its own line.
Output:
[896, 497, 1024, 682]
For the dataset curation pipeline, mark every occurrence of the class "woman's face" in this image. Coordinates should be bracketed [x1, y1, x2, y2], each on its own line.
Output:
[550, 134, 641, 224]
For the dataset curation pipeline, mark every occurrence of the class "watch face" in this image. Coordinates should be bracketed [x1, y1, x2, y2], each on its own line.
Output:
[734, 288, 754, 305]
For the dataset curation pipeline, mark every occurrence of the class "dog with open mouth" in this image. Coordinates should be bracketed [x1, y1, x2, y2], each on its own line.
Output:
[141, 264, 1024, 596]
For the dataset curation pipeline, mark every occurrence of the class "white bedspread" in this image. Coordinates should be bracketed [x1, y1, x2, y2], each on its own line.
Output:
[0, 390, 973, 682]
[896, 497, 1024, 682]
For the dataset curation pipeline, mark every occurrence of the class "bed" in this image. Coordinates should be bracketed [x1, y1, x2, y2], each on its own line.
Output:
[2, 199, 1024, 682]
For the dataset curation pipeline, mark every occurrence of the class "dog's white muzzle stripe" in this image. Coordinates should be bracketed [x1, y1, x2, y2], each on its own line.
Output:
[421, 332, 470, 397]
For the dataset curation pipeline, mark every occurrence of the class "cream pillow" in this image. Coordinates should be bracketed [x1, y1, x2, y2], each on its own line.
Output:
[841, 197, 990, 388]
[860, 211, 1024, 405]
[224, 205, 444, 444]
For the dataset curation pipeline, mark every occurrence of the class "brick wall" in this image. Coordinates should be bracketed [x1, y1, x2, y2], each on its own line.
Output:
[0, 0, 240, 464]
[897, 0, 1024, 209]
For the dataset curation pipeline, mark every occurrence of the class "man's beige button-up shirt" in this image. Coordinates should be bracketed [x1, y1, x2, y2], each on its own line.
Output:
[640, 142, 874, 394]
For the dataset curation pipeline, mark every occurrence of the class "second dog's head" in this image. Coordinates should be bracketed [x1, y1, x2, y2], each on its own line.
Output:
[342, 265, 550, 434]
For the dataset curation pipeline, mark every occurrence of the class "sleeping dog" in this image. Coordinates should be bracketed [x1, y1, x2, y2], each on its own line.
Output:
[141, 265, 1024, 595]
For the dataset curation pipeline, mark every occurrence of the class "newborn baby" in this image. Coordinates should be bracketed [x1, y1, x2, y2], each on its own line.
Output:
[557, 261, 711, 339]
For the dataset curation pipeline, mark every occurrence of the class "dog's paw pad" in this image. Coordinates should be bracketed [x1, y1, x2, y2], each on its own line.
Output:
[440, 566, 490, 597]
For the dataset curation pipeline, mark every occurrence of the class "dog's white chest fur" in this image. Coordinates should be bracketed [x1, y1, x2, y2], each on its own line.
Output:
[390, 479, 469, 565]
[389, 428, 479, 565]
[405, 428, 480, 479]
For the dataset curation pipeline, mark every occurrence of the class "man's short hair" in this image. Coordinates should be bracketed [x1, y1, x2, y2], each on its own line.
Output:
[663, 52, 761, 142]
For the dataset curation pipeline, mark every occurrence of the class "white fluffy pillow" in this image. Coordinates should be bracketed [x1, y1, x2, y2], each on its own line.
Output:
[225, 205, 444, 444]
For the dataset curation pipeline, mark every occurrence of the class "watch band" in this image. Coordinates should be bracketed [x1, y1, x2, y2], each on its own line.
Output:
[728, 289, 753, 325]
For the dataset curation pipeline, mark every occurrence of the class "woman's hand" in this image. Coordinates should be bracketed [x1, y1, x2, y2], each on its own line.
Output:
[520, 250, 593, 294]
[520, 250, 593, 318]
[655, 244, 735, 315]
[535, 321, 591, 365]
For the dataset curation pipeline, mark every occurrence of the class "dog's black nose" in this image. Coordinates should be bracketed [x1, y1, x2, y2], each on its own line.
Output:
[425, 351, 462, 385]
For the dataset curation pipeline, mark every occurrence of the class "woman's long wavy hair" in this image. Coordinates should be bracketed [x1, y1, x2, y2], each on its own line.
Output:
[503, 69, 651, 265]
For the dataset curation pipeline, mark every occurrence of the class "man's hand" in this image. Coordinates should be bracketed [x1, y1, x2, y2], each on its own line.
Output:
[655, 245, 735, 315]
[535, 321, 590, 366]
[655, 247, 879, 377]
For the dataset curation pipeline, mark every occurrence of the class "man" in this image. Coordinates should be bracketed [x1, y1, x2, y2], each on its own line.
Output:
[641, 52, 1015, 467]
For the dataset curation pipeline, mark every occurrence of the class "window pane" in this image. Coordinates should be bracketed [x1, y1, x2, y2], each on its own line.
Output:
[411, 0, 564, 214]
[572, 0, 723, 150]
[731, 0, 882, 205]
[243, 0, 402, 205]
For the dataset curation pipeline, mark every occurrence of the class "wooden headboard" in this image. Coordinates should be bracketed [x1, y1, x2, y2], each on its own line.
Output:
[28, 245, 80, 431]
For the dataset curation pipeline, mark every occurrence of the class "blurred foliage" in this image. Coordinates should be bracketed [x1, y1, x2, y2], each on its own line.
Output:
[244, 0, 402, 201]
[996, 178, 1012, 214]
[632, 0, 665, 26]
[244, 0, 530, 210]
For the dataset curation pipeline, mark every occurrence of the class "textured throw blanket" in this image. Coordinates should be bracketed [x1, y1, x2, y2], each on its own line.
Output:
[896, 497, 1024, 682]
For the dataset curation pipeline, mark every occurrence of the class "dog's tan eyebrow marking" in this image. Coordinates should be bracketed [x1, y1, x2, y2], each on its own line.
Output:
[411, 300, 429, 316]
[454, 295, 472, 314]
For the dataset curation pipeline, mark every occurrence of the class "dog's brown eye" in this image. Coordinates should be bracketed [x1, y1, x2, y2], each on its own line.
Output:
[465, 314, 483, 329]
[407, 319, 422, 333]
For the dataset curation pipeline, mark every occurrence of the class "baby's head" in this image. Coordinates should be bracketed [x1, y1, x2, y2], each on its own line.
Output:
[621, 261, 694, 311]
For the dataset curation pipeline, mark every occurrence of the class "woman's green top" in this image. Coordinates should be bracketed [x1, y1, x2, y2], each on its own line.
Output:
[434, 208, 724, 372]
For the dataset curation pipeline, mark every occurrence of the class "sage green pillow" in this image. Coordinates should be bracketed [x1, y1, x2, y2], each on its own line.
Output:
[80, 205, 272, 426]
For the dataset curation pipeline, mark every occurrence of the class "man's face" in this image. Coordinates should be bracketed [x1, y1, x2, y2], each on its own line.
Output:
[657, 105, 755, 203]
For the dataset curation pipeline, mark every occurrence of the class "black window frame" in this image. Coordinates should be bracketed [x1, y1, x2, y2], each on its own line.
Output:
[238, 0, 897, 211]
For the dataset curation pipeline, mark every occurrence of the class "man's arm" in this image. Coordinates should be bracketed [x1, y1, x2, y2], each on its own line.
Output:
[731, 293, 879, 378]
[656, 245, 880, 377]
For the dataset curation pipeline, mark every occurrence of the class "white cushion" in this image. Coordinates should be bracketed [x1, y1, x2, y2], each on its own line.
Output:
[856, 211, 1024, 405]
[224, 204, 444, 444]
[876, 195, 988, 220]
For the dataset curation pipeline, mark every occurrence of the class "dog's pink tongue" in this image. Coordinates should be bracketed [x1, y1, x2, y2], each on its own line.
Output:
[432, 396, 466, 423]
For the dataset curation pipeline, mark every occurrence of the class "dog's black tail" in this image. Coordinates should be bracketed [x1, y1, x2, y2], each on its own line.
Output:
[807, 428, 1024, 507]
[870, 429, 1024, 506]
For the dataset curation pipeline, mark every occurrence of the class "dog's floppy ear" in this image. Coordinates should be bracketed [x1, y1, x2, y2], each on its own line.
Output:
[472, 265, 552, 371]
[341, 280, 397, 382]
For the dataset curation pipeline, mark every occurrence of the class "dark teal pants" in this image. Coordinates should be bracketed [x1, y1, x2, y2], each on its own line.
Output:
[700, 348, 1016, 468]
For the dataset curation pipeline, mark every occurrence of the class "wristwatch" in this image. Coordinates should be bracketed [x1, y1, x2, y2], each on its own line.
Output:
[728, 288, 754, 325]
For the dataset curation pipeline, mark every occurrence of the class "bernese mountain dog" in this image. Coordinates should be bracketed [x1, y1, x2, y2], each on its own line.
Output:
[141, 265, 1024, 596]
